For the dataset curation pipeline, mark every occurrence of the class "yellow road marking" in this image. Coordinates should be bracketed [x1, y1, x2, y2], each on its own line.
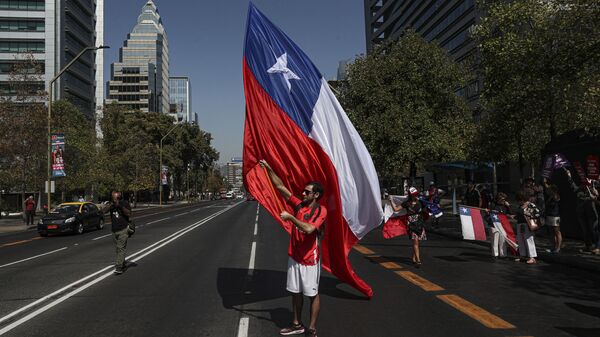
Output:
[0, 237, 42, 248]
[395, 271, 444, 291]
[380, 261, 403, 270]
[437, 294, 516, 329]
[353, 244, 375, 255]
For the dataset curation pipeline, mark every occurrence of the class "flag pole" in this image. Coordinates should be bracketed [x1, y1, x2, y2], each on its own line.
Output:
[262, 165, 285, 213]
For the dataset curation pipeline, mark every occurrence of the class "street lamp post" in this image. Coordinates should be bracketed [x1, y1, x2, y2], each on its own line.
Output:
[159, 123, 182, 206]
[47, 45, 109, 211]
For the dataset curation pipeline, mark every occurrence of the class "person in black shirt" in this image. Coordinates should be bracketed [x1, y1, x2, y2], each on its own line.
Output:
[486, 192, 512, 259]
[101, 191, 132, 274]
[543, 178, 562, 253]
[462, 181, 481, 208]
[565, 169, 599, 253]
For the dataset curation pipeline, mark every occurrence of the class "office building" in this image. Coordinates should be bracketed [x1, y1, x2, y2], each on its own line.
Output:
[0, 0, 103, 120]
[364, 0, 481, 106]
[169, 76, 193, 123]
[107, 0, 169, 114]
[226, 157, 243, 191]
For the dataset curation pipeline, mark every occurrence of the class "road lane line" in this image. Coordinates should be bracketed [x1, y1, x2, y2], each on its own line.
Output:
[0, 247, 68, 269]
[0, 202, 243, 335]
[0, 237, 42, 249]
[437, 294, 516, 329]
[92, 234, 112, 241]
[147, 217, 170, 225]
[353, 244, 375, 255]
[237, 316, 249, 337]
[173, 212, 189, 217]
[248, 242, 257, 277]
[395, 271, 444, 291]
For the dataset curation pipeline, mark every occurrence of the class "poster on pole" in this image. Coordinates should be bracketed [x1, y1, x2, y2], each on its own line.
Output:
[51, 133, 65, 178]
[161, 165, 169, 185]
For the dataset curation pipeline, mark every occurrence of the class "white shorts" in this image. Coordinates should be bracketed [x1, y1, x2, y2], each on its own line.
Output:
[286, 257, 320, 297]
[546, 216, 560, 227]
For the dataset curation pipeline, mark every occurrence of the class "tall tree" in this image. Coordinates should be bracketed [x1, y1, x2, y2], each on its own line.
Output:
[473, 0, 600, 164]
[0, 53, 46, 210]
[341, 30, 474, 184]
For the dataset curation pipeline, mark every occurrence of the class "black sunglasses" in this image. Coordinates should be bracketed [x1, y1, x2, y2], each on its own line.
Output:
[302, 189, 315, 195]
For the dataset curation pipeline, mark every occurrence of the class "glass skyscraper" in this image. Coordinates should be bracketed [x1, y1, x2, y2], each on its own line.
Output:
[364, 0, 481, 105]
[169, 76, 193, 124]
[107, 0, 169, 114]
[0, 0, 104, 120]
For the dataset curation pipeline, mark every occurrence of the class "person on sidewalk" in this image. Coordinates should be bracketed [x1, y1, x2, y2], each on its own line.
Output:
[463, 181, 482, 208]
[390, 187, 427, 267]
[24, 196, 36, 226]
[101, 191, 132, 275]
[486, 192, 511, 260]
[543, 178, 562, 253]
[515, 191, 538, 264]
[566, 169, 599, 254]
[260, 160, 326, 337]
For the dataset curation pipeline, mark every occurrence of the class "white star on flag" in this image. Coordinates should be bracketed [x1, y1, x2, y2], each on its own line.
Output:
[267, 52, 300, 91]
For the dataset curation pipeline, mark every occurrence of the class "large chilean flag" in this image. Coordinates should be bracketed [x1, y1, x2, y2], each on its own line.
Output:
[242, 3, 383, 298]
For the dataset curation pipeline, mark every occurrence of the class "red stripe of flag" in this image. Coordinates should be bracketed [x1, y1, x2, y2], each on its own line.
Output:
[470, 208, 487, 241]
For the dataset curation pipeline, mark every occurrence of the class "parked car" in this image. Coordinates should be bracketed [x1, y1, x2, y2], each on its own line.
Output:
[225, 192, 234, 199]
[38, 202, 105, 237]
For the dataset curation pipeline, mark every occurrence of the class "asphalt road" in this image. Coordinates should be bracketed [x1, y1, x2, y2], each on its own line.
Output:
[0, 200, 599, 337]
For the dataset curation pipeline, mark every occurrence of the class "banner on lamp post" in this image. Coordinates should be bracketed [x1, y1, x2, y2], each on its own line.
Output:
[51, 133, 65, 178]
[161, 165, 169, 185]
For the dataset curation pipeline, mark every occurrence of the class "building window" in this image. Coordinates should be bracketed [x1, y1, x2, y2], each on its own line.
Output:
[0, 19, 44, 32]
[0, 60, 44, 74]
[0, 81, 44, 95]
[0, 0, 45, 11]
[0, 40, 45, 53]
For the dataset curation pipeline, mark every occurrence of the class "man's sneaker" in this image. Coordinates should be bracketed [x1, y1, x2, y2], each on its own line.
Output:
[307, 328, 318, 337]
[113, 268, 123, 275]
[279, 323, 304, 335]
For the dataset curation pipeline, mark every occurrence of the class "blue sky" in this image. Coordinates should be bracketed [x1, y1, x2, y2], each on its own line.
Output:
[105, 0, 366, 163]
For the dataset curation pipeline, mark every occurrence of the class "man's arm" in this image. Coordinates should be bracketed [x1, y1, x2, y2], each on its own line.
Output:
[281, 211, 317, 234]
[259, 160, 292, 200]
[389, 196, 403, 212]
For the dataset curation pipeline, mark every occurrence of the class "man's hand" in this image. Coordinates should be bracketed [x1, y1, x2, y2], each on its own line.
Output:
[259, 159, 272, 171]
[280, 211, 294, 221]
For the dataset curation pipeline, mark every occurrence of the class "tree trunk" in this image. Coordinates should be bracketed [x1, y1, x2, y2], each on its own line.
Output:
[517, 132, 524, 184]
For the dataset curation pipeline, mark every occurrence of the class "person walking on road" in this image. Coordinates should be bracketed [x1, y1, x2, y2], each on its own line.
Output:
[24, 195, 36, 226]
[543, 178, 562, 253]
[260, 160, 326, 337]
[390, 187, 427, 267]
[101, 191, 132, 275]
[514, 191, 538, 264]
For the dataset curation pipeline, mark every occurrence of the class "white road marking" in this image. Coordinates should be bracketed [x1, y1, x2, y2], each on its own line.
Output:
[0, 201, 243, 335]
[237, 204, 260, 337]
[147, 217, 170, 224]
[248, 242, 256, 277]
[92, 234, 112, 241]
[237, 316, 249, 337]
[0, 247, 68, 269]
[173, 212, 189, 217]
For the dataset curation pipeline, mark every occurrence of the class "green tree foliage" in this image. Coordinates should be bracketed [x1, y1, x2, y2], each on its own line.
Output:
[473, 0, 600, 163]
[341, 30, 473, 182]
[98, 103, 219, 199]
[0, 53, 47, 197]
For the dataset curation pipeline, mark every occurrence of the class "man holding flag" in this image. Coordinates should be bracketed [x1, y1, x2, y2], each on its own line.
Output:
[242, 1, 383, 304]
[261, 160, 326, 337]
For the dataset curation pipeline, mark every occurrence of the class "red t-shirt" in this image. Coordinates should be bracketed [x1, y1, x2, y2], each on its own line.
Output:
[287, 196, 327, 265]
[25, 199, 36, 211]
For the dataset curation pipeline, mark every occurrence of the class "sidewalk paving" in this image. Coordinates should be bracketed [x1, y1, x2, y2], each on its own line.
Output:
[430, 202, 600, 274]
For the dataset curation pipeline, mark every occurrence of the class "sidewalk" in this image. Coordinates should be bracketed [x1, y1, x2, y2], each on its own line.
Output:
[430, 200, 600, 274]
[0, 201, 193, 235]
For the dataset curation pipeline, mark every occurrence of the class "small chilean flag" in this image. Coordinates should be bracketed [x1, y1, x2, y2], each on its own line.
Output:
[490, 212, 518, 253]
[242, 3, 383, 297]
[459, 206, 487, 241]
